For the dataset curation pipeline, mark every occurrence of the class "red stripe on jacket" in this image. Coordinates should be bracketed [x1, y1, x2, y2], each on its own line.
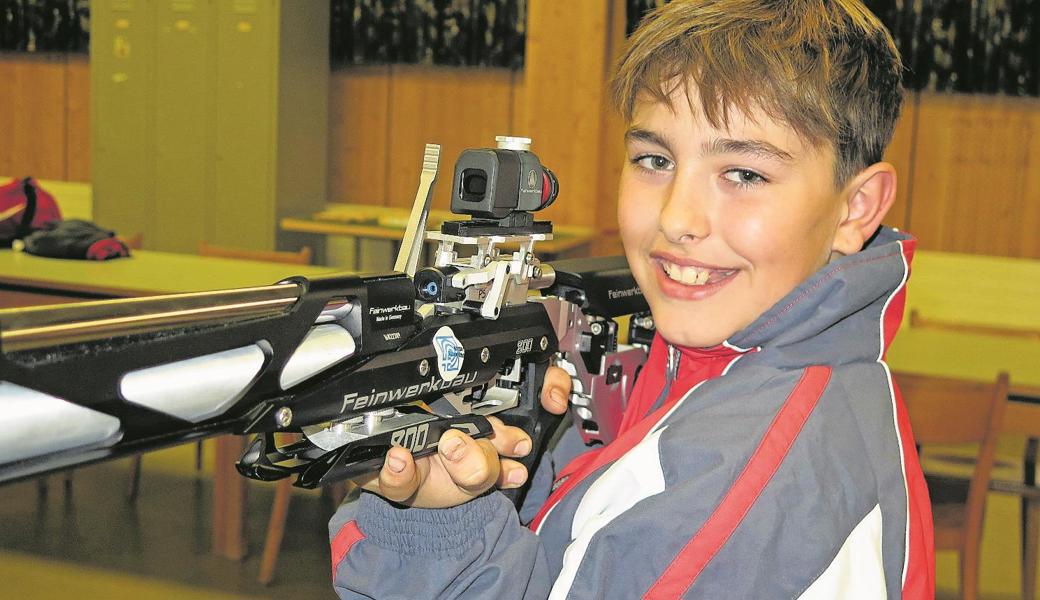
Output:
[643, 365, 832, 600]
[877, 237, 935, 594]
[530, 340, 744, 532]
[331, 520, 365, 580]
[891, 380, 936, 598]
[885, 238, 934, 598]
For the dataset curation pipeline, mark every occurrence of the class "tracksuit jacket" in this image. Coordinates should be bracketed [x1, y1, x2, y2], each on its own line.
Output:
[329, 226, 935, 599]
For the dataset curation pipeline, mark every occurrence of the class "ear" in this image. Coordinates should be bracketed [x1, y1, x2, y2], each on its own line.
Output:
[831, 162, 897, 256]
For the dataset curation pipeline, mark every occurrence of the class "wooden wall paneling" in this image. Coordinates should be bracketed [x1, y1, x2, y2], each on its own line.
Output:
[64, 55, 90, 182]
[510, 69, 526, 140]
[328, 66, 391, 205]
[519, 1, 614, 230]
[0, 54, 68, 180]
[591, 0, 630, 257]
[385, 65, 514, 212]
[909, 93, 1040, 258]
[882, 92, 917, 232]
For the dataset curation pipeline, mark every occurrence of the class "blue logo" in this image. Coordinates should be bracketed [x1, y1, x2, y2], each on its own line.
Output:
[433, 326, 465, 381]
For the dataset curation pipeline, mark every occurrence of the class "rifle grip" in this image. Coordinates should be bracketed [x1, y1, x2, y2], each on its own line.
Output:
[498, 358, 564, 508]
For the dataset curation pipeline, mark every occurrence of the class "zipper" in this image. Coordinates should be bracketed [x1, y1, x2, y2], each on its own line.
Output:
[666, 344, 680, 382]
[645, 344, 681, 416]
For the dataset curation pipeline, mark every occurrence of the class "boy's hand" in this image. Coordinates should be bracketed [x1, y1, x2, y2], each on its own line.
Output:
[356, 365, 573, 509]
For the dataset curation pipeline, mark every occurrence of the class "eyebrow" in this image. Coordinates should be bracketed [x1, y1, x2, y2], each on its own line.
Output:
[625, 128, 674, 154]
[702, 138, 795, 163]
[625, 128, 796, 164]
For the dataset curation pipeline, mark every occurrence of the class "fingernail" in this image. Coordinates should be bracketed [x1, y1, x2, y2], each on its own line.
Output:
[441, 436, 465, 462]
[514, 438, 532, 456]
[387, 455, 406, 473]
[506, 469, 526, 487]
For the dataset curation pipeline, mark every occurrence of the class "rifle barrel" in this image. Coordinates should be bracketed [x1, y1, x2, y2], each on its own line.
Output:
[0, 283, 302, 352]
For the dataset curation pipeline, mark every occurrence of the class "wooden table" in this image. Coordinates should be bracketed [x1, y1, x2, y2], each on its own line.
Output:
[887, 249, 1040, 597]
[0, 249, 338, 561]
[281, 203, 596, 267]
[890, 249, 1040, 405]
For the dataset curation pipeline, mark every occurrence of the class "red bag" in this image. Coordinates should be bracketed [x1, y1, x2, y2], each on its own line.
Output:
[0, 177, 63, 247]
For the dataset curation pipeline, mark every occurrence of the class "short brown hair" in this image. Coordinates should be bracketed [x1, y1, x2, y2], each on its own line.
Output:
[610, 0, 903, 185]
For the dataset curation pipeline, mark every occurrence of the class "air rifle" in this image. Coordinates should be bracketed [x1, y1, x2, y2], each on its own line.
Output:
[0, 137, 653, 506]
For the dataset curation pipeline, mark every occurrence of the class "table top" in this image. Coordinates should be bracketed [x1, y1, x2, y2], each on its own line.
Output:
[0, 249, 340, 298]
[887, 328, 1040, 396]
[888, 250, 1040, 434]
[908, 250, 1040, 338]
[281, 203, 596, 254]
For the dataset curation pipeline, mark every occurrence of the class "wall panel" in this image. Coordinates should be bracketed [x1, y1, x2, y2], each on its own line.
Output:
[908, 93, 1040, 258]
[385, 66, 514, 212]
[328, 66, 391, 206]
[518, 1, 614, 230]
[882, 94, 918, 232]
[0, 53, 66, 180]
[591, 0, 631, 257]
[64, 54, 90, 182]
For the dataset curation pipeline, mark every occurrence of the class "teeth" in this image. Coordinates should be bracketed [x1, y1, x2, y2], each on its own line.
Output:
[663, 261, 715, 286]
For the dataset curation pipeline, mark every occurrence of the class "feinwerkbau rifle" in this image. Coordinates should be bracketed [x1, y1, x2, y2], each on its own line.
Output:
[0, 136, 653, 506]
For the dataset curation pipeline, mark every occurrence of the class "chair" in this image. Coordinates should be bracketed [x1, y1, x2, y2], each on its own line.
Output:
[896, 371, 1010, 600]
[256, 440, 355, 585]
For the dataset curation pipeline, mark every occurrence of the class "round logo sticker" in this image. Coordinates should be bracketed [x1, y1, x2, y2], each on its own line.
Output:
[433, 326, 465, 381]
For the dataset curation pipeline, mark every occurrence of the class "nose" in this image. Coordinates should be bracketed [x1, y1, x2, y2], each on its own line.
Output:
[659, 179, 710, 243]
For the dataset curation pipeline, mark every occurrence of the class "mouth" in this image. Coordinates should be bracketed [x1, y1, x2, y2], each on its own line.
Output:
[650, 254, 739, 299]
[653, 255, 737, 285]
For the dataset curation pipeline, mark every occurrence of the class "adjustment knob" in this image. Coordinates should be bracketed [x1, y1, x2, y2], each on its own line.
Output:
[495, 135, 532, 151]
[415, 266, 463, 302]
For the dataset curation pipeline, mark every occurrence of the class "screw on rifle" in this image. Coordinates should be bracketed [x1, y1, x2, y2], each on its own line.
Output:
[418, 359, 430, 376]
[634, 315, 655, 329]
[480, 347, 490, 363]
[590, 322, 604, 335]
[540, 336, 549, 351]
[532, 266, 542, 278]
[276, 407, 293, 428]
[483, 255, 493, 267]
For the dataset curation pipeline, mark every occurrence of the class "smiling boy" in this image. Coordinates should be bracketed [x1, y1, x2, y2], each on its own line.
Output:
[330, 1, 935, 598]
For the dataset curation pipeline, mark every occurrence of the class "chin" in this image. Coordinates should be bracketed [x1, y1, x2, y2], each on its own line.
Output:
[654, 318, 731, 349]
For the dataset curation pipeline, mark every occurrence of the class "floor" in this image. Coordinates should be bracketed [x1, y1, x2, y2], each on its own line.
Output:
[0, 441, 339, 600]
[0, 437, 1035, 599]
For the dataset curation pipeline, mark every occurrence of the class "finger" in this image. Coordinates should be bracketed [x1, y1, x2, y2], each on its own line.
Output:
[376, 445, 421, 503]
[497, 458, 529, 489]
[439, 430, 500, 494]
[486, 416, 533, 458]
[540, 366, 572, 414]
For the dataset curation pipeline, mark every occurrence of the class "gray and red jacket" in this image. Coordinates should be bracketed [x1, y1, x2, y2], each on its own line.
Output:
[329, 227, 935, 599]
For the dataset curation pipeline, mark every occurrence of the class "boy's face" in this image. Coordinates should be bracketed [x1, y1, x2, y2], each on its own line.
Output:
[619, 86, 850, 348]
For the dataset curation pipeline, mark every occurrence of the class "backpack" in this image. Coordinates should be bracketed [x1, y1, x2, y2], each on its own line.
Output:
[0, 177, 63, 247]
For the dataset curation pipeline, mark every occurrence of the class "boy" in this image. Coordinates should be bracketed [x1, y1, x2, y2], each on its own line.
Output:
[330, 0, 934, 597]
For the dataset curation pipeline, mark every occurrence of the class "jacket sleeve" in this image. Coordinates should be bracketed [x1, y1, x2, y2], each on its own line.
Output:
[330, 490, 550, 600]
[329, 421, 601, 600]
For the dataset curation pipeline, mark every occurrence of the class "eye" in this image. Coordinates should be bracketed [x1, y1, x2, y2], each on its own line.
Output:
[722, 168, 768, 188]
[632, 154, 675, 173]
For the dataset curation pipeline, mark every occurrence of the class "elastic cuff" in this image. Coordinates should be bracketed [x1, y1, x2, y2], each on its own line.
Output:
[356, 491, 509, 558]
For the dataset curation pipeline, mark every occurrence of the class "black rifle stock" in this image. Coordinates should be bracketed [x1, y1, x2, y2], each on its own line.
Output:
[0, 139, 653, 505]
